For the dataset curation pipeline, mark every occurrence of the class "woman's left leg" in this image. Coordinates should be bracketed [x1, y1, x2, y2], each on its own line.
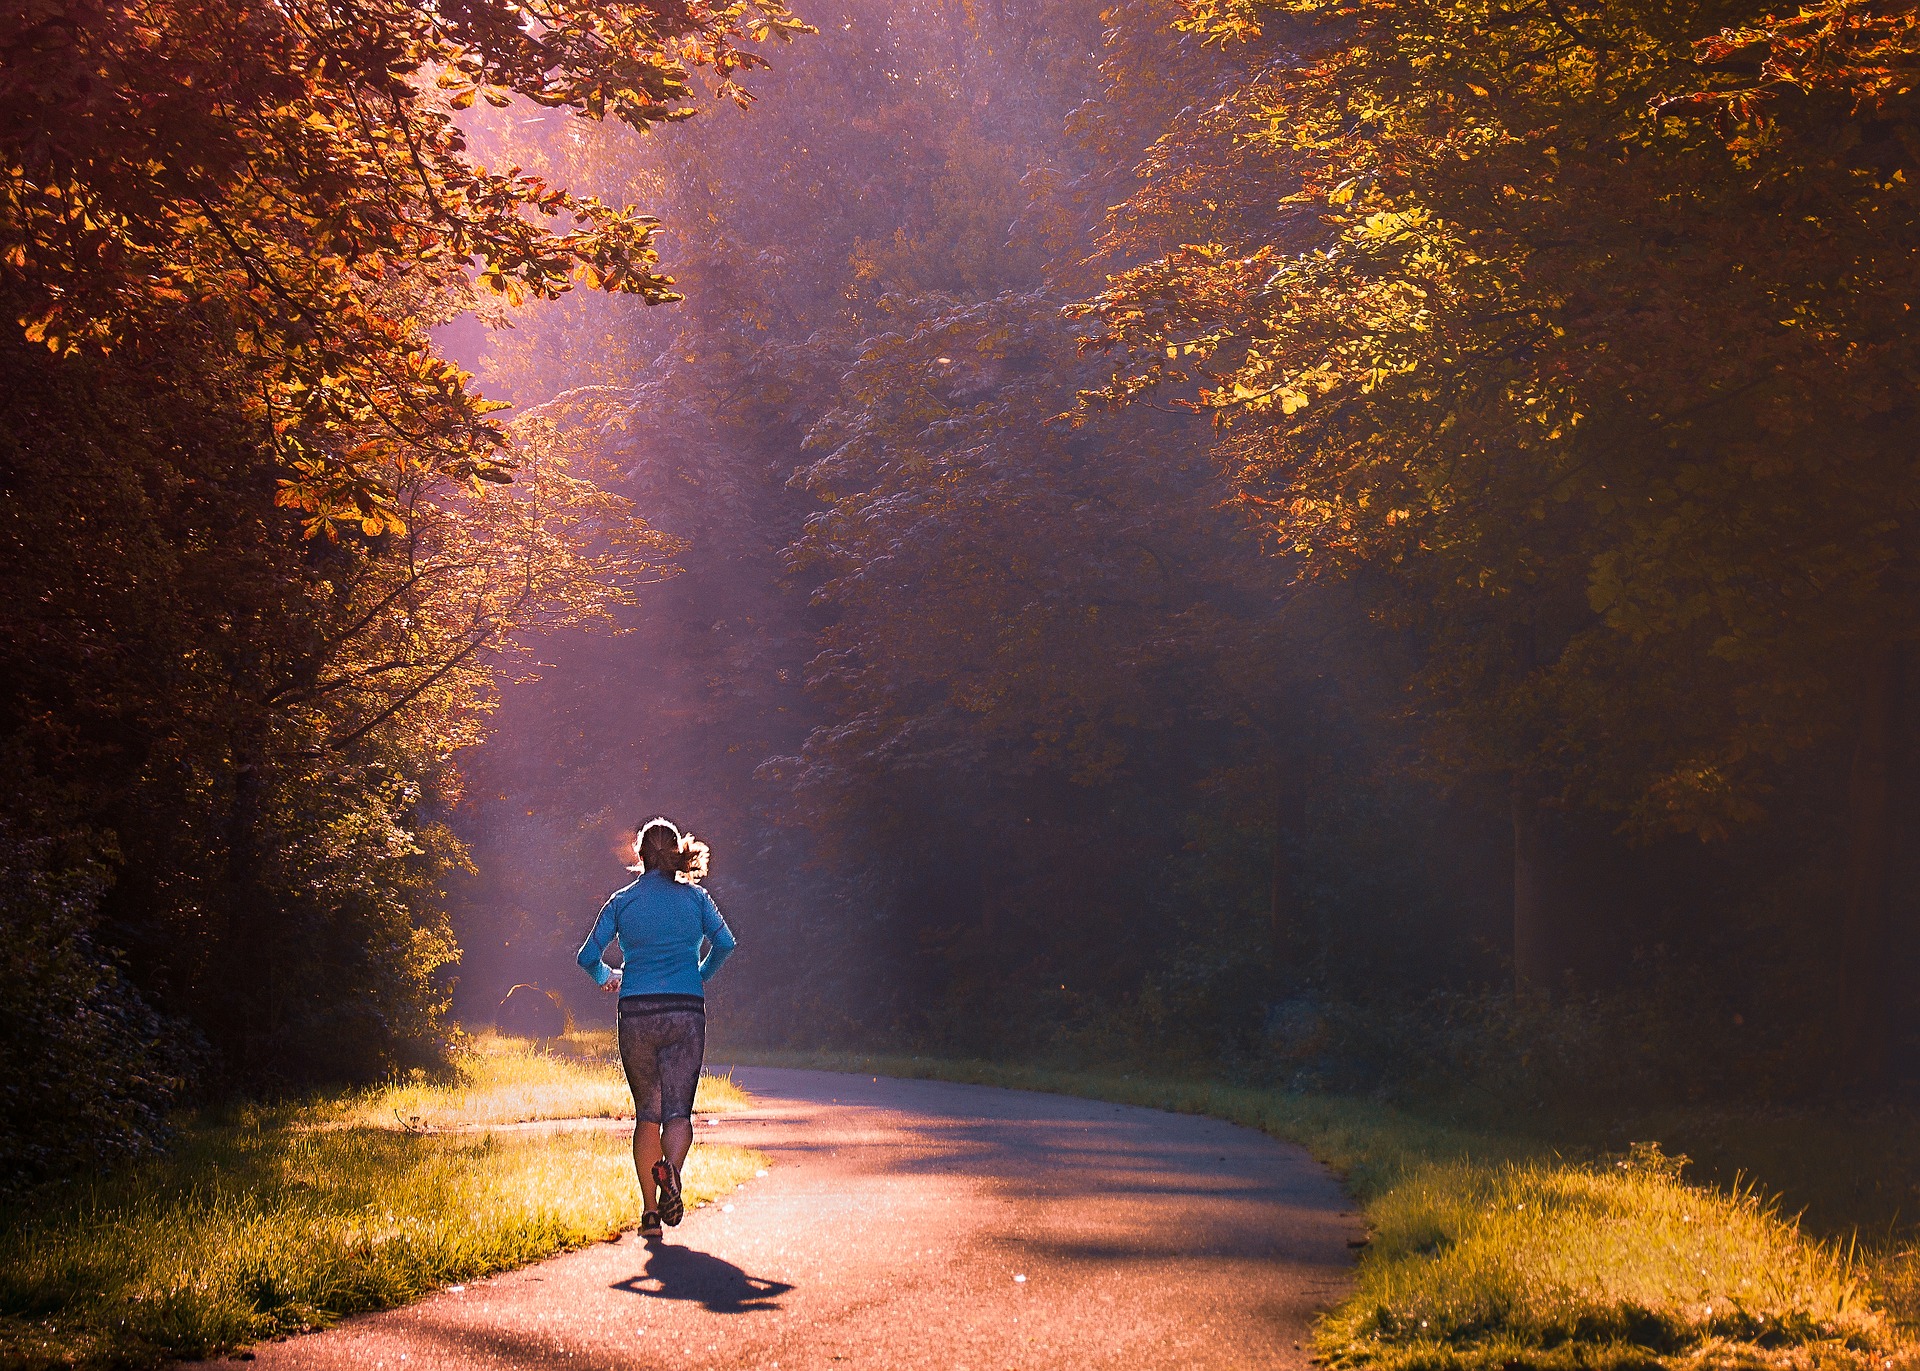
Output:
[618, 1009, 671, 1222]
[633, 1121, 663, 1211]
[661, 1116, 693, 1174]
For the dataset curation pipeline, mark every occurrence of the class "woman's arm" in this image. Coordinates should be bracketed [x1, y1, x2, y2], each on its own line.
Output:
[695, 889, 737, 982]
[576, 894, 624, 989]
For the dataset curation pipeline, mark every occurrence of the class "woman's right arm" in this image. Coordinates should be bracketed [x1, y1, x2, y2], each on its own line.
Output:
[576, 894, 623, 989]
[695, 889, 737, 982]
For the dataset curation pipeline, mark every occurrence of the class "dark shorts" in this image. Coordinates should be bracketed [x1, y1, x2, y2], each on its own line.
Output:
[617, 994, 706, 1124]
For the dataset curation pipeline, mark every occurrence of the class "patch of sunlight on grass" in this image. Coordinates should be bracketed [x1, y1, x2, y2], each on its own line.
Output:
[722, 1048, 1902, 1371]
[692, 1067, 752, 1114]
[1317, 1155, 1883, 1370]
[0, 1118, 766, 1370]
[326, 1030, 751, 1130]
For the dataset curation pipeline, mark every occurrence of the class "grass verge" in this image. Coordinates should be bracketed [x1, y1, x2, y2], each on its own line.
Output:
[720, 1048, 1902, 1371]
[322, 1029, 749, 1130]
[1, 1041, 764, 1371]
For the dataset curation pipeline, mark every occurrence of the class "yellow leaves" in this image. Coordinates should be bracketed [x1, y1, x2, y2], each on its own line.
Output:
[1223, 380, 1312, 415]
[477, 267, 529, 306]
[1356, 207, 1433, 242]
[360, 507, 409, 537]
[1171, 0, 1263, 47]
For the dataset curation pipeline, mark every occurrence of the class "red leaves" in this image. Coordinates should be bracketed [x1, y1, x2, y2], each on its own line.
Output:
[1691, 0, 1920, 117]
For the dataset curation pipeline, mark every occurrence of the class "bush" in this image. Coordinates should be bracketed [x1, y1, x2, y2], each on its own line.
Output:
[1173, 969, 1769, 1114]
[0, 826, 197, 1196]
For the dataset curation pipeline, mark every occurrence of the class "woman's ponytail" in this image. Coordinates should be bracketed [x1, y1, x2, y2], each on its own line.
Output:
[678, 835, 710, 882]
[634, 817, 710, 882]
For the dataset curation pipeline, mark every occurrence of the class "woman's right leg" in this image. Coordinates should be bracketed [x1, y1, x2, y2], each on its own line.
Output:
[655, 1009, 706, 1175]
[649, 1010, 706, 1226]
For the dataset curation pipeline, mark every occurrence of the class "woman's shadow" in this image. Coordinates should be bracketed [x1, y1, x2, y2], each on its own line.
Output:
[611, 1239, 795, 1314]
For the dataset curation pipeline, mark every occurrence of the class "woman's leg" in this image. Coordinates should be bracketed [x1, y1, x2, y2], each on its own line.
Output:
[649, 1009, 706, 1225]
[633, 1121, 663, 1211]
[654, 1010, 707, 1169]
[661, 1116, 693, 1174]
[618, 1010, 669, 1216]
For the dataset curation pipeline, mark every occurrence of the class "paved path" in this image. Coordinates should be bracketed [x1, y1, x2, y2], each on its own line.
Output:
[228, 1068, 1358, 1370]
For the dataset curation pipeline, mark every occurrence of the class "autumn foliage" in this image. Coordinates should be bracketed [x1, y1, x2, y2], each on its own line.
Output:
[0, 0, 798, 1178]
[8, 0, 1920, 1187]
[444, 0, 1920, 1095]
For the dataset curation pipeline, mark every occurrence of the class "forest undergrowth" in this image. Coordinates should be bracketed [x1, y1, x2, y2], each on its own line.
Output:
[719, 1047, 1920, 1371]
[0, 1038, 760, 1371]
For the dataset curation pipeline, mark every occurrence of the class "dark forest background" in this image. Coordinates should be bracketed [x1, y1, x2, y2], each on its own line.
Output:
[440, 0, 1920, 1100]
[7, 0, 1920, 1193]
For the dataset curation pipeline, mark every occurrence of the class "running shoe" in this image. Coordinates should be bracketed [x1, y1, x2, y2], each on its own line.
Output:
[639, 1210, 663, 1239]
[651, 1159, 685, 1226]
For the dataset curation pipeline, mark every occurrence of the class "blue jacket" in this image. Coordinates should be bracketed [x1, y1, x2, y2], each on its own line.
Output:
[576, 871, 736, 999]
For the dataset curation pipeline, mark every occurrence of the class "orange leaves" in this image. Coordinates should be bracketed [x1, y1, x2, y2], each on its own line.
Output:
[0, 0, 808, 536]
[1691, 0, 1920, 120]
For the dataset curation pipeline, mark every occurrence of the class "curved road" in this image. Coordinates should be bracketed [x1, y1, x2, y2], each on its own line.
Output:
[234, 1068, 1358, 1369]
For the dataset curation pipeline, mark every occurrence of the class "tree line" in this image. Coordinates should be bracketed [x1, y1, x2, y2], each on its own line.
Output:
[5, 0, 1918, 1190]
[0, 0, 803, 1186]
[454, 0, 1920, 1102]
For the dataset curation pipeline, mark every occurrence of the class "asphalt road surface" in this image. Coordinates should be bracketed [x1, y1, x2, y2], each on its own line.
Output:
[225, 1067, 1358, 1370]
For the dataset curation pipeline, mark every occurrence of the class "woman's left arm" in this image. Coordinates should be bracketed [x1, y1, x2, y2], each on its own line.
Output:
[576, 894, 624, 990]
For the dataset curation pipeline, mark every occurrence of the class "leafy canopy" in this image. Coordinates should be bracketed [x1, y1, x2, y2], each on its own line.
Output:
[1076, 0, 1920, 835]
[1, 0, 807, 534]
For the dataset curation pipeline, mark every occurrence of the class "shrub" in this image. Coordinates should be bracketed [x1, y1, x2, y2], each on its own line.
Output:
[0, 826, 197, 1196]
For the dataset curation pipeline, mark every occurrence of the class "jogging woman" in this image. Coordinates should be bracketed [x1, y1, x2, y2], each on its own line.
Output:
[577, 817, 736, 1240]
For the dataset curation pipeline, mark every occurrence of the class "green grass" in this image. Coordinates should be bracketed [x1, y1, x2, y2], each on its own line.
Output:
[1321, 1156, 1877, 1371]
[322, 1029, 751, 1130]
[719, 1048, 1904, 1371]
[0, 1041, 766, 1371]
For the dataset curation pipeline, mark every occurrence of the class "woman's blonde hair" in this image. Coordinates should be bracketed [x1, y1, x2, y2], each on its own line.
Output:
[630, 817, 710, 882]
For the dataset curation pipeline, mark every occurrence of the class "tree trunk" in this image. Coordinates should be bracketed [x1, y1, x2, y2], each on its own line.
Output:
[222, 752, 263, 1073]
[1840, 643, 1902, 1090]
[1512, 782, 1553, 995]
[1270, 757, 1306, 970]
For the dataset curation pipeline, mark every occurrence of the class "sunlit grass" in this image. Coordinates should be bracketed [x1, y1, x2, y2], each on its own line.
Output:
[1320, 1157, 1879, 1370]
[721, 1048, 1901, 1370]
[0, 1040, 765, 1371]
[323, 1029, 750, 1130]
